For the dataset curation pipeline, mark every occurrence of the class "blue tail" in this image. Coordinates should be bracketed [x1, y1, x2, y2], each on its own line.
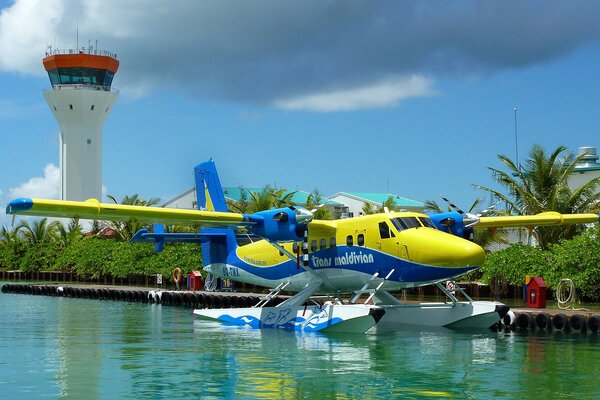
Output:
[195, 159, 238, 265]
[132, 159, 238, 263]
[194, 159, 228, 212]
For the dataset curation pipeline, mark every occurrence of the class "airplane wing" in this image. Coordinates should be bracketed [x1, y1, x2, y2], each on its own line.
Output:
[477, 212, 599, 228]
[5, 198, 246, 227]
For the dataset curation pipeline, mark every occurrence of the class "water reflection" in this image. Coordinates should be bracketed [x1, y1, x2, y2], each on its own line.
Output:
[2, 289, 600, 399]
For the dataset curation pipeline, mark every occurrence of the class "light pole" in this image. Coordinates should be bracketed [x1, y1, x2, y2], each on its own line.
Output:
[514, 107, 519, 169]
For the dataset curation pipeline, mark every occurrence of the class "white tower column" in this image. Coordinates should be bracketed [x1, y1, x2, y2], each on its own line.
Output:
[44, 88, 118, 201]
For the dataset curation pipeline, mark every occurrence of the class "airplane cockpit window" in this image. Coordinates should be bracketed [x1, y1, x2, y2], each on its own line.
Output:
[418, 217, 436, 229]
[379, 221, 395, 238]
[391, 217, 421, 231]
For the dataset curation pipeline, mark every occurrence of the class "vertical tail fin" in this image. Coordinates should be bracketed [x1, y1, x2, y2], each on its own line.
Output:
[195, 160, 237, 266]
[194, 159, 228, 212]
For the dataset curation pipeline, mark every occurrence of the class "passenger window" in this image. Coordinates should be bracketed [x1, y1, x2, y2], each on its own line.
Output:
[330, 237, 336, 248]
[346, 235, 353, 247]
[319, 239, 326, 250]
[357, 234, 365, 246]
[310, 240, 317, 252]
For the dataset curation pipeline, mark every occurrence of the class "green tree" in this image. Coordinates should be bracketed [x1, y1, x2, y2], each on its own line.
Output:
[305, 190, 333, 220]
[55, 218, 83, 248]
[248, 186, 296, 212]
[227, 186, 251, 213]
[0, 225, 25, 269]
[14, 218, 62, 271]
[378, 195, 397, 213]
[476, 144, 600, 249]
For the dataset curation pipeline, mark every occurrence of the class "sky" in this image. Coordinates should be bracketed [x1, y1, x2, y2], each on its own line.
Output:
[2, 0, 600, 225]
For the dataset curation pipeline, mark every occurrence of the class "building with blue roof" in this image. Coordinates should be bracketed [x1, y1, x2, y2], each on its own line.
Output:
[568, 146, 600, 190]
[327, 192, 426, 218]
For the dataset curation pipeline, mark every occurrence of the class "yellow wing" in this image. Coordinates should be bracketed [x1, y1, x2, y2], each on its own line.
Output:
[6, 198, 245, 226]
[478, 212, 599, 228]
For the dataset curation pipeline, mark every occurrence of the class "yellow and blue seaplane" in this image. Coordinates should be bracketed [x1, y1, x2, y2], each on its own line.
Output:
[6, 160, 599, 333]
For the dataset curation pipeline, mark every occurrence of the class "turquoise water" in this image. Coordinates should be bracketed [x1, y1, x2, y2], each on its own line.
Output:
[1, 285, 600, 399]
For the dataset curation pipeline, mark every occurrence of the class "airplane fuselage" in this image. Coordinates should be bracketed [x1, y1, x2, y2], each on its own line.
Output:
[204, 211, 485, 294]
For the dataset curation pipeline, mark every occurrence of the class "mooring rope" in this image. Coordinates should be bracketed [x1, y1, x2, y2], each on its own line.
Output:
[557, 279, 575, 309]
[557, 278, 589, 311]
[204, 273, 217, 292]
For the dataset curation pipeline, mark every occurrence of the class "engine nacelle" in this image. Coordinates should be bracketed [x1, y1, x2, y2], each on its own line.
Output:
[430, 211, 475, 241]
[244, 207, 311, 241]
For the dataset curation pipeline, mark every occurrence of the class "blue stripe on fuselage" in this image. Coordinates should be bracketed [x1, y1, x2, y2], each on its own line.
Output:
[223, 246, 477, 284]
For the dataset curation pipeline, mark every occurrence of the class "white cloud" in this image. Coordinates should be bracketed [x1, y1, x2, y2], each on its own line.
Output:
[274, 75, 436, 112]
[0, 0, 64, 75]
[2, 1, 600, 109]
[8, 163, 60, 199]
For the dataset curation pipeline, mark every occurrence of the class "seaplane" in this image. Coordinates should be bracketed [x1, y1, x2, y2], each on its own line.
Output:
[6, 160, 599, 333]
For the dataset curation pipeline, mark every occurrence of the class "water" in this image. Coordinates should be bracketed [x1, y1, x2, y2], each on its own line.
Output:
[2, 286, 600, 399]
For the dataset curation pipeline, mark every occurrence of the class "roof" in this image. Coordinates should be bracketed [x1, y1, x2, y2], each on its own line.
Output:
[528, 276, 547, 288]
[573, 164, 600, 172]
[328, 192, 426, 208]
[223, 187, 342, 205]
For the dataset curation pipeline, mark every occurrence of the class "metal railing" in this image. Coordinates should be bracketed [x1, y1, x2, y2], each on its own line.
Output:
[45, 48, 117, 59]
[49, 83, 112, 91]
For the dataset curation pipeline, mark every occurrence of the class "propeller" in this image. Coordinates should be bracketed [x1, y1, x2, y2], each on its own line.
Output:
[441, 197, 480, 228]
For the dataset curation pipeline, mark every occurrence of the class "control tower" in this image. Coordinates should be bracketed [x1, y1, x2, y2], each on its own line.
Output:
[43, 48, 119, 201]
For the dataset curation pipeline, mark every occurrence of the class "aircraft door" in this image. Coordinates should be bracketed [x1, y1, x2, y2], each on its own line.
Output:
[377, 221, 401, 256]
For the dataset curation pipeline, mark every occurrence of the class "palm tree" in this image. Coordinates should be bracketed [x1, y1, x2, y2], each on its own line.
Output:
[423, 199, 443, 213]
[377, 195, 397, 213]
[106, 194, 161, 241]
[0, 225, 23, 251]
[361, 195, 398, 215]
[227, 186, 251, 213]
[476, 144, 600, 249]
[305, 190, 333, 220]
[55, 218, 83, 248]
[18, 218, 60, 246]
[247, 186, 296, 213]
[361, 202, 377, 215]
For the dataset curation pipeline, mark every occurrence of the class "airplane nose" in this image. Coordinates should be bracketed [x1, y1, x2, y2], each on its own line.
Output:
[401, 228, 486, 267]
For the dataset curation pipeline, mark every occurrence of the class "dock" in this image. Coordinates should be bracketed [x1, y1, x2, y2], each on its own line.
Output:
[3, 283, 600, 334]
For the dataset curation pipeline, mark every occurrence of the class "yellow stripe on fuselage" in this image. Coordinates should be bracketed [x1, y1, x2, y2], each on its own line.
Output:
[236, 240, 293, 267]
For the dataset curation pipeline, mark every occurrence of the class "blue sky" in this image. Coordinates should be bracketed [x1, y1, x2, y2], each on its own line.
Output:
[2, 1, 600, 224]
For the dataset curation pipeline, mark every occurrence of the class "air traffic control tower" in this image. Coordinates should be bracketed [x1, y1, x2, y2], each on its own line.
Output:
[43, 48, 119, 201]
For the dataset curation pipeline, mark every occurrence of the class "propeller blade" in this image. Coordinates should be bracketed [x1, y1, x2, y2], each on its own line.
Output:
[441, 196, 480, 228]
[441, 196, 464, 214]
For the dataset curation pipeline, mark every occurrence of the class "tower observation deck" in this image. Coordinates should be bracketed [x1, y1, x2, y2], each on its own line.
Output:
[43, 48, 120, 201]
